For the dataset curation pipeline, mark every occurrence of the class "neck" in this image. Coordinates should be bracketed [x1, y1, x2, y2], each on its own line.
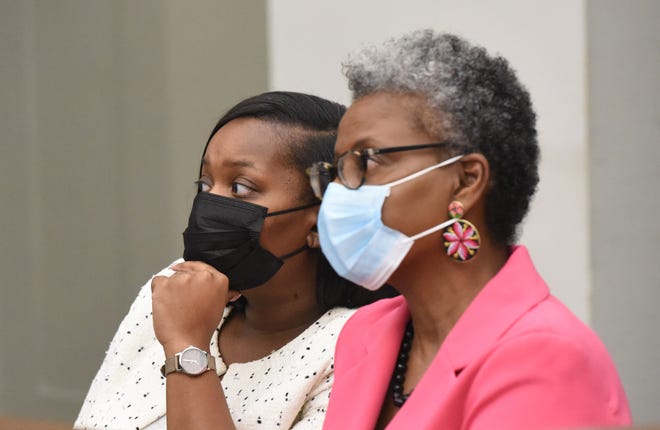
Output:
[392, 239, 509, 357]
[237, 250, 325, 334]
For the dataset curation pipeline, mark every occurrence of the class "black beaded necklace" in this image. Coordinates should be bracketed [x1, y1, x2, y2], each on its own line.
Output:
[390, 320, 414, 407]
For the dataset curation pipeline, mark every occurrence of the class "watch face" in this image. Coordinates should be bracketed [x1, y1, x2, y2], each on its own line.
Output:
[180, 347, 208, 375]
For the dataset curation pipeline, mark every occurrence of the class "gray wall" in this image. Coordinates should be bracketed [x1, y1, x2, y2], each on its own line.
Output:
[588, 0, 660, 424]
[0, 0, 267, 423]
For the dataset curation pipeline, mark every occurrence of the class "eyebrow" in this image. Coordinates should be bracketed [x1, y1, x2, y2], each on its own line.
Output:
[335, 137, 378, 157]
[201, 157, 257, 169]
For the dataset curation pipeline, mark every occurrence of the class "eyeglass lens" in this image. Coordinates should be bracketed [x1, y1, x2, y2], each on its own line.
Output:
[311, 143, 450, 198]
[309, 162, 334, 200]
[337, 151, 365, 190]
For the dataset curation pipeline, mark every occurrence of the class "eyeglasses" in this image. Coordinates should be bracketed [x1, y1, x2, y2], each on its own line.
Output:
[307, 142, 449, 199]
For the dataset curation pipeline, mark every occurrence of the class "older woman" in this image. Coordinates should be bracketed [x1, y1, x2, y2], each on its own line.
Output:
[75, 91, 396, 430]
[309, 31, 632, 429]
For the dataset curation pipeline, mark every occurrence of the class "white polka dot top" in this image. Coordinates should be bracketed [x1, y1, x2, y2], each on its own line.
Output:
[74, 260, 356, 430]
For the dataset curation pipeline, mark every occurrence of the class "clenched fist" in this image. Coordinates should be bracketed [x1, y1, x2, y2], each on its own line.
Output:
[151, 261, 240, 356]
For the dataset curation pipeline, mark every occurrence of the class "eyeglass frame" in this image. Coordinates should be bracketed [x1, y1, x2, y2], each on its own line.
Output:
[307, 142, 450, 199]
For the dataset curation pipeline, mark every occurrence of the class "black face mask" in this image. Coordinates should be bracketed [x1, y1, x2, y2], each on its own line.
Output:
[182, 192, 319, 291]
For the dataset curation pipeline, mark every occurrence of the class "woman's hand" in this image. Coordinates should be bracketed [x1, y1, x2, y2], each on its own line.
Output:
[151, 261, 240, 355]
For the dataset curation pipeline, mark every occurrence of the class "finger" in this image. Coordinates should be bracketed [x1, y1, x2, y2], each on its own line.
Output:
[228, 291, 242, 302]
[151, 275, 168, 293]
[171, 260, 217, 273]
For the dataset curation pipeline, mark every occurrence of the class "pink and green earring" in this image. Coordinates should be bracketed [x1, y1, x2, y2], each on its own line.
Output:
[442, 201, 480, 261]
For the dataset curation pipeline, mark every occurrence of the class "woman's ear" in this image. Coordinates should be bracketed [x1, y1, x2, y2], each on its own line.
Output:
[305, 203, 320, 249]
[306, 230, 320, 249]
[452, 153, 490, 212]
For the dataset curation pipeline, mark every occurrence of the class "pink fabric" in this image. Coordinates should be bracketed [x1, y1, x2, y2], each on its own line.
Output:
[323, 246, 631, 430]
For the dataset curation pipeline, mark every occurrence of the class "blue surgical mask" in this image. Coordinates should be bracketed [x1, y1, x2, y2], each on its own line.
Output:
[317, 155, 463, 291]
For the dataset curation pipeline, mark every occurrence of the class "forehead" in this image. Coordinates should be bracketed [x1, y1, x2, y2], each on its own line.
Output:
[203, 117, 288, 168]
[336, 92, 432, 151]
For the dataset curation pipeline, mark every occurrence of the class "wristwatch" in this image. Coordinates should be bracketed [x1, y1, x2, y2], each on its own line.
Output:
[160, 346, 217, 377]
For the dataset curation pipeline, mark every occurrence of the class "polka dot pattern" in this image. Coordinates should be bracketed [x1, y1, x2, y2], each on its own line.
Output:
[74, 260, 355, 430]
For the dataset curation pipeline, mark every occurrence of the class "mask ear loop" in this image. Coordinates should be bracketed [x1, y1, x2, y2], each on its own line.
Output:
[388, 155, 464, 242]
[277, 243, 309, 260]
[385, 155, 464, 188]
[408, 218, 457, 242]
[266, 201, 320, 217]
[266, 201, 320, 259]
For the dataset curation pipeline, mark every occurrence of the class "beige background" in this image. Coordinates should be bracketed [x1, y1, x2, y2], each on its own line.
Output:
[1, 0, 267, 423]
[1, 0, 658, 425]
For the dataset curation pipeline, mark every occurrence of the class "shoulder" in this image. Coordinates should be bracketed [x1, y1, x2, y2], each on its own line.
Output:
[76, 259, 183, 429]
[468, 301, 631, 424]
[304, 307, 357, 341]
[99, 258, 184, 364]
[104, 259, 184, 355]
[484, 328, 618, 380]
[507, 294, 610, 356]
[339, 296, 406, 340]
[467, 329, 630, 426]
[491, 293, 624, 388]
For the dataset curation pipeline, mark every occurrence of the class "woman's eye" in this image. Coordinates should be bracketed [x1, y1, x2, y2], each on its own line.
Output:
[231, 182, 253, 196]
[195, 180, 211, 193]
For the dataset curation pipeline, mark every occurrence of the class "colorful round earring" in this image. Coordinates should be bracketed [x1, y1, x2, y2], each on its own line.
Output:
[442, 201, 480, 261]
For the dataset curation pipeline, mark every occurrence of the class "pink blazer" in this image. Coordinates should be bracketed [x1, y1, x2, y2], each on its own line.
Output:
[323, 246, 631, 430]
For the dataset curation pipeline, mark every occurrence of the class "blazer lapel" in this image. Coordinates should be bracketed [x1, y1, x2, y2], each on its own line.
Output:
[330, 299, 410, 429]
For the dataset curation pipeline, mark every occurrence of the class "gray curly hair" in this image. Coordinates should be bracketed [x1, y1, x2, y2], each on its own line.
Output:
[343, 29, 539, 245]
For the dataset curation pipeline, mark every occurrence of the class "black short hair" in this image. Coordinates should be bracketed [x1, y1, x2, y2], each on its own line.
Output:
[201, 91, 398, 308]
